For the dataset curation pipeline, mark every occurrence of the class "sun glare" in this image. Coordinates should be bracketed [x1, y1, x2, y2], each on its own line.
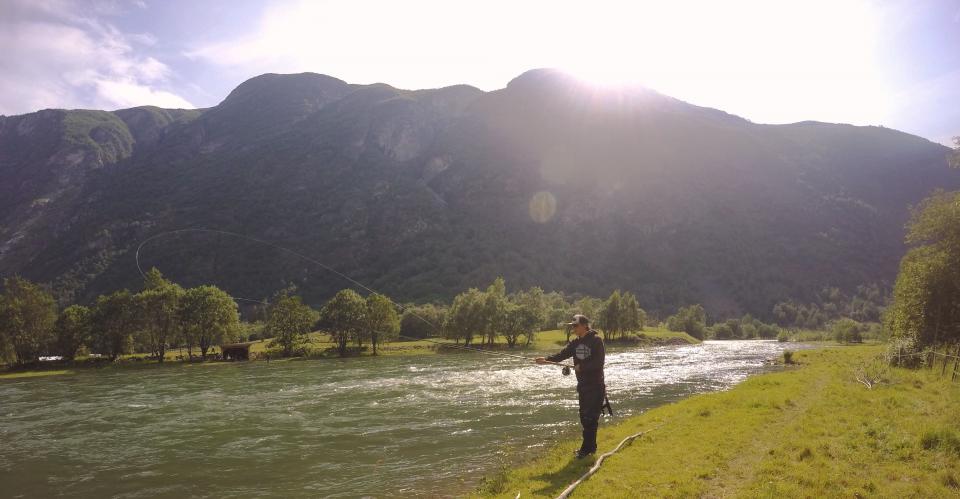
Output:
[203, 0, 888, 126]
[550, 0, 886, 124]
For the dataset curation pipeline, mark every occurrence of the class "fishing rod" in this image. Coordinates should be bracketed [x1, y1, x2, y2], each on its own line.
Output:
[135, 228, 576, 374]
[396, 333, 575, 373]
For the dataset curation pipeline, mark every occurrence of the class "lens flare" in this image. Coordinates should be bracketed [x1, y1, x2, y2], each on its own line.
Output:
[529, 191, 557, 223]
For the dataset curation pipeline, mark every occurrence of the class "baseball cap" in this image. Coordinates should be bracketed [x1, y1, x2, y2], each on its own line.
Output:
[566, 314, 590, 326]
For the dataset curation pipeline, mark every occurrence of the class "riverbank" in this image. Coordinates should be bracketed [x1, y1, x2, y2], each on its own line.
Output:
[0, 328, 699, 377]
[476, 345, 960, 498]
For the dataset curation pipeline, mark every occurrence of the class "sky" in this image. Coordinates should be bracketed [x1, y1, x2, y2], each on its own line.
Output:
[1, 0, 958, 145]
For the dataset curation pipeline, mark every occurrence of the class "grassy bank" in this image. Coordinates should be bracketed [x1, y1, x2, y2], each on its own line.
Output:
[0, 369, 74, 380]
[476, 346, 960, 498]
[1, 328, 699, 374]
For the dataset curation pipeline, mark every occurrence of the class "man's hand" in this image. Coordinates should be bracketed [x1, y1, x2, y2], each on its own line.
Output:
[574, 364, 581, 373]
[535, 357, 548, 364]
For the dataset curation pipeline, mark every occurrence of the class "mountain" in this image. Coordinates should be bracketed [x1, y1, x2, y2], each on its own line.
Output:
[1, 69, 956, 319]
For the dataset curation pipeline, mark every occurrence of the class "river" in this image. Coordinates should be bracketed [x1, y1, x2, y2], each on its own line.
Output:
[0, 340, 800, 498]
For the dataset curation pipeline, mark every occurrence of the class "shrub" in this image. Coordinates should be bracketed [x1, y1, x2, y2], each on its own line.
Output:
[831, 318, 863, 344]
[921, 428, 960, 456]
[710, 323, 734, 340]
[783, 350, 794, 364]
[860, 322, 887, 342]
[887, 336, 921, 367]
[777, 331, 790, 342]
[853, 355, 890, 389]
[758, 323, 781, 339]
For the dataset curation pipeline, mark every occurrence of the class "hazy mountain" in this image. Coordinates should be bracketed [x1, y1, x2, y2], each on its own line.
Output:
[1, 69, 956, 319]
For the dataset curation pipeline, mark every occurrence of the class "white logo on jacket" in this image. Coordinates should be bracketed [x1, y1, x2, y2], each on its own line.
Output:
[575, 344, 591, 360]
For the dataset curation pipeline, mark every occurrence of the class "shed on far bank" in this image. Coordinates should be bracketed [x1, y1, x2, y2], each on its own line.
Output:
[221, 342, 255, 361]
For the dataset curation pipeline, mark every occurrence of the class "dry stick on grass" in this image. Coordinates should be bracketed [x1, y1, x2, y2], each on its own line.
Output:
[854, 356, 890, 389]
[553, 424, 665, 499]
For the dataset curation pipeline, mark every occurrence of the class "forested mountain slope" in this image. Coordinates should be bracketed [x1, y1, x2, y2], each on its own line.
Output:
[1, 69, 955, 318]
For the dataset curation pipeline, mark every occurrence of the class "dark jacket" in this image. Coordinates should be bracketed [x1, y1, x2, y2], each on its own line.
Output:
[546, 330, 605, 385]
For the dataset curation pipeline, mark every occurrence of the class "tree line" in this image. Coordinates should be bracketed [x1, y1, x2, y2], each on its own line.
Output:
[882, 139, 960, 362]
[0, 269, 407, 365]
[0, 268, 240, 365]
[4, 257, 906, 368]
[438, 278, 650, 346]
[886, 188, 960, 360]
[662, 304, 783, 341]
[771, 284, 887, 330]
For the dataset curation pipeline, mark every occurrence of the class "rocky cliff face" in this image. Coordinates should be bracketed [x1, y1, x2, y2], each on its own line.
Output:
[1, 70, 956, 317]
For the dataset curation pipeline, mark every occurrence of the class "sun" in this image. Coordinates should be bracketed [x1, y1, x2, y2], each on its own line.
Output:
[560, 63, 649, 89]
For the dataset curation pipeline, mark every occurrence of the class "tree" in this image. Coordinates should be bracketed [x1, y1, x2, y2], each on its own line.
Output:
[498, 302, 539, 348]
[620, 292, 644, 335]
[445, 288, 485, 345]
[318, 289, 365, 357]
[0, 332, 12, 364]
[180, 286, 240, 359]
[482, 277, 507, 346]
[831, 318, 863, 344]
[55, 305, 92, 360]
[724, 319, 743, 339]
[542, 291, 572, 331]
[512, 287, 546, 346]
[266, 294, 318, 357]
[773, 301, 799, 327]
[757, 323, 780, 339]
[135, 270, 183, 362]
[573, 297, 603, 324]
[399, 303, 446, 339]
[710, 322, 734, 340]
[599, 290, 622, 340]
[142, 267, 168, 291]
[885, 190, 960, 356]
[0, 277, 58, 364]
[666, 304, 706, 340]
[91, 290, 136, 361]
[365, 293, 399, 355]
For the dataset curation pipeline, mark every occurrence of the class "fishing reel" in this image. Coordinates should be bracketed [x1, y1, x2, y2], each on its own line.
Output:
[562, 366, 572, 376]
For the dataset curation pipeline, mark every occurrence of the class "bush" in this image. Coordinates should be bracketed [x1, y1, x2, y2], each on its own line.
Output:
[831, 318, 863, 344]
[887, 336, 922, 367]
[237, 321, 264, 342]
[758, 324, 781, 339]
[860, 322, 886, 342]
[710, 323, 734, 340]
[853, 354, 891, 389]
[777, 331, 790, 342]
[783, 350, 795, 364]
[795, 330, 826, 342]
[921, 428, 960, 456]
[665, 305, 706, 340]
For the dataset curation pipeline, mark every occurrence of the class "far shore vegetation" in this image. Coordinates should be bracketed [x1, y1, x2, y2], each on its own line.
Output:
[1, 266, 885, 375]
[1, 269, 889, 374]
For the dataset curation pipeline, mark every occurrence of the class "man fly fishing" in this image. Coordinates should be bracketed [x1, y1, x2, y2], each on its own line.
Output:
[536, 314, 611, 459]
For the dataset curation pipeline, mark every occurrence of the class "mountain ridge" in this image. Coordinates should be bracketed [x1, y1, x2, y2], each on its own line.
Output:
[0, 69, 955, 319]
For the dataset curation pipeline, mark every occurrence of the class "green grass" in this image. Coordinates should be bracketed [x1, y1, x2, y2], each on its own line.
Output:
[475, 346, 960, 498]
[0, 370, 73, 380]
[248, 327, 696, 359]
